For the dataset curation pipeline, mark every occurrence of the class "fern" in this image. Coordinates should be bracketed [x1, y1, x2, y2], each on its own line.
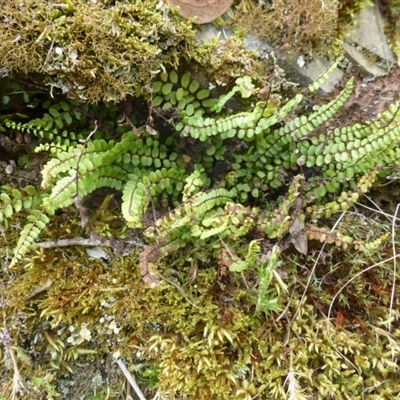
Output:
[5, 65, 400, 279]
[9, 208, 52, 268]
[0, 186, 44, 225]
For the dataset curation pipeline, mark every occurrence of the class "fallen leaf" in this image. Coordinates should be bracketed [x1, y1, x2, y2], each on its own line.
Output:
[289, 216, 308, 255]
[165, 0, 233, 24]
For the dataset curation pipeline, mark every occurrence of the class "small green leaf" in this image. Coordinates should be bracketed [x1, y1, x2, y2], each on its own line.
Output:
[176, 87, 184, 101]
[162, 83, 173, 95]
[181, 73, 190, 88]
[186, 104, 194, 116]
[206, 145, 216, 156]
[152, 96, 163, 107]
[160, 72, 168, 82]
[251, 188, 259, 198]
[14, 200, 23, 212]
[169, 70, 178, 84]
[60, 101, 70, 111]
[4, 204, 13, 218]
[177, 98, 187, 110]
[189, 80, 200, 93]
[55, 117, 63, 129]
[202, 98, 215, 108]
[49, 106, 60, 118]
[25, 186, 37, 196]
[63, 112, 73, 125]
[162, 102, 172, 110]
[152, 81, 162, 93]
[196, 89, 210, 100]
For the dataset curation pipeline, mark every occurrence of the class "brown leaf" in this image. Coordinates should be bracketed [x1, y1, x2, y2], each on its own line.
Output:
[165, 0, 233, 24]
[139, 245, 162, 287]
[289, 216, 308, 255]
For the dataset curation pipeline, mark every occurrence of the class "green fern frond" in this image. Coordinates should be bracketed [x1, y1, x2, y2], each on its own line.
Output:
[190, 188, 237, 218]
[43, 167, 104, 210]
[182, 167, 208, 202]
[122, 175, 149, 228]
[9, 209, 51, 268]
[291, 77, 354, 141]
[229, 239, 261, 272]
[40, 139, 112, 188]
[307, 55, 344, 93]
[0, 186, 45, 226]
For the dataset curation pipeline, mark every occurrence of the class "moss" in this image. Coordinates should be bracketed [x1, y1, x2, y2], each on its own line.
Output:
[201, 36, 265, 86]
[2, 31, 400, 399]
[377, 0, 400, 63]
[0, 0, 268, 103]
[3, 225, 400, 399]
[0, 0, 201, 102]
[232, 0, 374, 57]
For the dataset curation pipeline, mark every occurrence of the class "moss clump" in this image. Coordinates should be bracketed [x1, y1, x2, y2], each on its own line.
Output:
[201, 36, 264, 86]
[0, 0, 266, 103]
[2, 223, 400, 399]
[232, 0, 373, 56]
[0, 0, 200, 102]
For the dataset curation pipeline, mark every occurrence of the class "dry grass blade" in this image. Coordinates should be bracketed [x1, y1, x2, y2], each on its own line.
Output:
[285, 355, 309, 400]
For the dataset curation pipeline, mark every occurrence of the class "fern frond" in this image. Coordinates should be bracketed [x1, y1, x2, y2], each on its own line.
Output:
[101, 132, 139, 165]
[182, 166, 208, 202]
[40, 139, 112, 188]
[307, 55, 344, 93]
[43, 168, 104, 210]
[291, 77, 354, 141]
[122, 175, 149, 228]
[0, 186, 45, 226]
[95, 165, 127, 190]
[190, 188, 237, 217]
[9, 209, 51, 268]
[229, 240, 261, 272]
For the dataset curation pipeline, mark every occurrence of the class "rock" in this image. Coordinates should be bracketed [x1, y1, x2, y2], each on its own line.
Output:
[342, 4, 397, 76]
[349, 4, 396, 64]
[294, 58, 344, 93]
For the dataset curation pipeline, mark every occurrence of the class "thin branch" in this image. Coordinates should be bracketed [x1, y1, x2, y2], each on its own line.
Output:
[35, 237, 144, 249]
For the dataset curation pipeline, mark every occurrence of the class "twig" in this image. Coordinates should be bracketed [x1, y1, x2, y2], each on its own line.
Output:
[115, 358, 147, 400]
[158, 273, 201, 310]
[35, 237, 144, 249]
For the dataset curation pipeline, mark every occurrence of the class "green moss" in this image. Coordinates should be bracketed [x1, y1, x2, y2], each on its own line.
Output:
[0, 0, 267, 103]
[0, 0, 200, 102]
[232, 0, 373, 57]
[3, 228, 400, 399]
[2, 41, 400, 399]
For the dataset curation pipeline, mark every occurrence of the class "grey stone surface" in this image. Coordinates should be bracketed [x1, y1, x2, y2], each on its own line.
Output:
[295, 59, 344, 93]
[343, 42, 388, 76]
[350, 4, 396, 64]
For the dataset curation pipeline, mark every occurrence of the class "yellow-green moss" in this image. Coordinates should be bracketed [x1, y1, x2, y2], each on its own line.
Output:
[0, 0, 266, 103]
[232, 0, 374, 57]
[2, 223, 400, 399]
[0, 0, 200, 102]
